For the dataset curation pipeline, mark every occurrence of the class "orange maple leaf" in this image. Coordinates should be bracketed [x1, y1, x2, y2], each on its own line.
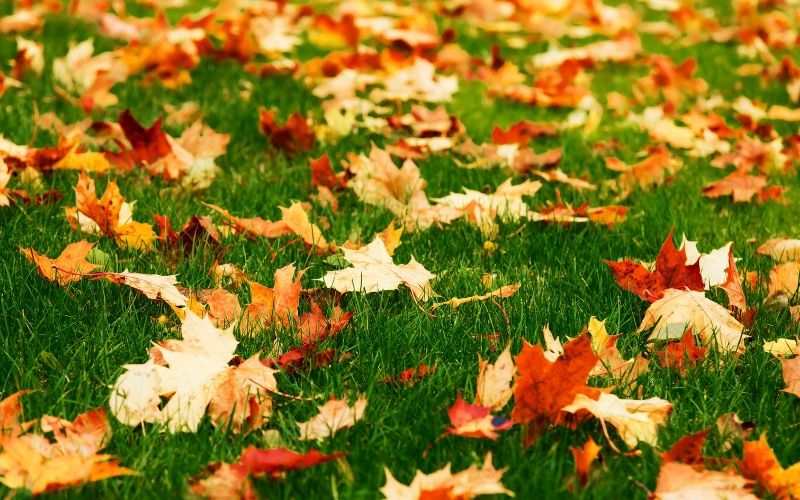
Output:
[511, 334, 599, 436]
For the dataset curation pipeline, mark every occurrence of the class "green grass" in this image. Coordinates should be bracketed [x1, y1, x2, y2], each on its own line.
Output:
[2, 0, 800, 498]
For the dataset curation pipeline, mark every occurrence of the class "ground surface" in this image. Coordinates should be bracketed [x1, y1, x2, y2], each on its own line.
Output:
[1, 0, 800, 498]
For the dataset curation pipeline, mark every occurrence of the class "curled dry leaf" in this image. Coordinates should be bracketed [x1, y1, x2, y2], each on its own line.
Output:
[381, 453, 513, 500]
[757, 238, 800, 262]
[432, 284, 520, 309]
[562, 393, 672, 449]
[90, 270, 189, 310]
[321, 237, 436, 301]
[475, 344, 514, 411]
[637, 289, 747, 353]
[296, 395, 366, 441]
[20, 240, 98, 286]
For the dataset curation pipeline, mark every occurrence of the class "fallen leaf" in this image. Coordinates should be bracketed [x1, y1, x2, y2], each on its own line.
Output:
[654, 328, 707, 374]
[241, 264, 304, 335]
[512, 334, 600, 434]
[653, 462, 756, 499]
[20, 240, 98, 286]
[321, 237, 436, 301]
[109, 311, 277, 433]
[739, 434, 800, 499]
[444, 394, 512, 440]
[381, 453, 513, 500]
[605, 229, 704, 301]
[757, 239, 800, 262]
[475, 344, 514, 411]
[0, 408, 134, 495]
[637, 289, 747, 353]
[90, 270, 189, 310]
[779, 356, 800, 398]
[570, 437, 601, 486]
[562, 393, 672, 449]
[296, 395, 366, 441]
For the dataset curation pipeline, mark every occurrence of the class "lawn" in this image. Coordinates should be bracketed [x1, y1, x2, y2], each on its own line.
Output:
[1, 0, 800, 498]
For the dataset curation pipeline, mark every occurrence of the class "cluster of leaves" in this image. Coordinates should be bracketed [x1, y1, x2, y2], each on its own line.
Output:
[2, 0, 800, 497]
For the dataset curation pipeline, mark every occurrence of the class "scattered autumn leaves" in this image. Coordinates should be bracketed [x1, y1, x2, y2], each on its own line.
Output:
[3, 0, 800, 497]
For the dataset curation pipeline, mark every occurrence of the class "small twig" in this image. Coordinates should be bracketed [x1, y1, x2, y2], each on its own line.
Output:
[492, 298, 510, 329]
[411, 293, 436, 319]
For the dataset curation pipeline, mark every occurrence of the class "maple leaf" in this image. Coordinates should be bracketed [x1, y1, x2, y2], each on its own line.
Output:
[0, 408, 134, 495]
[196, 288, 241, 328]
[475, 344, 515, 411]
[109, 311, 277, 433]
[570, 437, 601, 487]
[702, 171, 782, 203]
[563, 393, 672, 449]
[310, 154, 347, 191]
[65, 173, 155, 250]
[0, 391, 33, 442]
[204, 202, 328, 250]
[605, 145, 683, 199]
[189, 447, 343, 498]
[653, 462, 756, 499]
[321, 237, 436, 301]
[740, 434, 800, 499]
[605, 229, 704, 301]
[637, 289, 747, 353]
[511, 334, 600, 434]
[297, 300, 353, 344]
[344, 145, 448, 231]
[654, 328, 707, 374]
[241, 264, 304, 335]
[381, 453, 513, 500]
[757, 238, 800, 262]
[20, 240, 98, 286]
[383, 364, 436, 386]
[587, 317, 650, 384]
[763, 338, 799, 357]
[444, 394, 512, 440]
[491, 120, 557, 146]
[661, 429, 709, 466]
[262, 343, 344, 374]
[90, 270, 189, 310]
[433, 178, 543, 236]
[296, 395, 367, 441]
[369, 59, 458, 103]
[259, 108, 315, 156]
[766, 262, 800, 305]
[432, 284, 520, 309]
[779, 356, 800, 398]
[154, 214, 221, 256]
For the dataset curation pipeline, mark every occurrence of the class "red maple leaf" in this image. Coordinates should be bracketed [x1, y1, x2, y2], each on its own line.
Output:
[605, 229, 704, 301]
[259, 108, 316, 156]
[654, 328, 707, 374]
